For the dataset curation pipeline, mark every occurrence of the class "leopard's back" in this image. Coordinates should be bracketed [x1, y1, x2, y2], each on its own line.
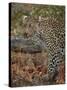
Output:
[37, 17, 65, 82]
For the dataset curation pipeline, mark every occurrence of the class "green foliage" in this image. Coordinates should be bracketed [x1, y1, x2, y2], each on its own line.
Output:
[11, 3, 65, 36]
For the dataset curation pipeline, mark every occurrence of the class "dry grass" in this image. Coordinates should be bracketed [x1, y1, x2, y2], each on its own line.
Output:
[11, 51, 48, 86]
[11, 50, 65, 86]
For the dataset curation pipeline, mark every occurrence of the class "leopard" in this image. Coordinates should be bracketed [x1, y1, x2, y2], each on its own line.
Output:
[11, 16, 65, 84]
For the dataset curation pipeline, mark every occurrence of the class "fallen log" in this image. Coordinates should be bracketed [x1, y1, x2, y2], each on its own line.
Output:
[11, 36, 46, 53]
